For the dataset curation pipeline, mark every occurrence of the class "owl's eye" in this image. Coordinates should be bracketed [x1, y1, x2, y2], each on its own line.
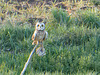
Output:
[41, 24, 44, 27]
[37, 24, 39, 27]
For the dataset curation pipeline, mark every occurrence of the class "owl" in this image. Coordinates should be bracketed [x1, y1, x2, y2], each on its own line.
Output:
[32, 22, 48, 56]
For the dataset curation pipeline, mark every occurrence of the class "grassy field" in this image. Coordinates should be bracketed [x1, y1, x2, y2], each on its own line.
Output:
[0, 0, 100, 75]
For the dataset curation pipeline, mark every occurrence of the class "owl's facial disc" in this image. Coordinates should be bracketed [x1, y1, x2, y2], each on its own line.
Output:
[36, 22, 45, 31]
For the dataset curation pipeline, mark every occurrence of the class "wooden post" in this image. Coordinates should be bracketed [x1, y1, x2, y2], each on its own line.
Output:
[20, 44, 38, 75]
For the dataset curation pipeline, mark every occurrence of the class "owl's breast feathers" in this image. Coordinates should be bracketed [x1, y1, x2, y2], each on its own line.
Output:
[32, 30, 47, 41]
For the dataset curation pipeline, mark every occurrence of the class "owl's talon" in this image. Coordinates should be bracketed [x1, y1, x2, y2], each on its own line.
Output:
[32, 42, 34, 45]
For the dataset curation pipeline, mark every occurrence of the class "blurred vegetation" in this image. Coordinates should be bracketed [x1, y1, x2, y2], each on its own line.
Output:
[91, 0, 100, 6]
[75, 10, 100, 28]
[0, 0, 100, 75]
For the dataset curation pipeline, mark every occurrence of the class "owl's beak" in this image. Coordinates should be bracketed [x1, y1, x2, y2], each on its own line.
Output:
[40, 26, 42, 28]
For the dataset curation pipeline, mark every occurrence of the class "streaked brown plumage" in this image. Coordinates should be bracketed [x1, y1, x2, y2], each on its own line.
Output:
[32, 22, 48, 56]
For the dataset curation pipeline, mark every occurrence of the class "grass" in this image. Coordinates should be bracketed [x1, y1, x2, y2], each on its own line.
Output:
[91, 0, 100, 6]
[0, 70, 99, 75]
[0, 0, 100, 75]
[75, 10, 100, 28]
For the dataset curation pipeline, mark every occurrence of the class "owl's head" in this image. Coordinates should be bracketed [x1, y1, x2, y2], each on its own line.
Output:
[35, 22, 45, 31]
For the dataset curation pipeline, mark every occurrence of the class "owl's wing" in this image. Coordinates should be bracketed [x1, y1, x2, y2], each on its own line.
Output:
[32, 31, 37, 40]
[43, 31, 48, 40]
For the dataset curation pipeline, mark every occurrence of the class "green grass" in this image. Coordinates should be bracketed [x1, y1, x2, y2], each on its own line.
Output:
[0, 21, 33, 52]
[75, 10, 100, 28]
[91, 0, 100, 6]
[0, 70, 99, 75]
[0, 0, 100, 75]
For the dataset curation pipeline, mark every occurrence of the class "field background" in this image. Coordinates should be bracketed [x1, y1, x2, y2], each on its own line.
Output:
[0, 0, 100, 75]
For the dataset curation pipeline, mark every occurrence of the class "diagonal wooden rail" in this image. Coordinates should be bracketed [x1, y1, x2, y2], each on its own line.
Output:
[20, 44, 38, 75]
